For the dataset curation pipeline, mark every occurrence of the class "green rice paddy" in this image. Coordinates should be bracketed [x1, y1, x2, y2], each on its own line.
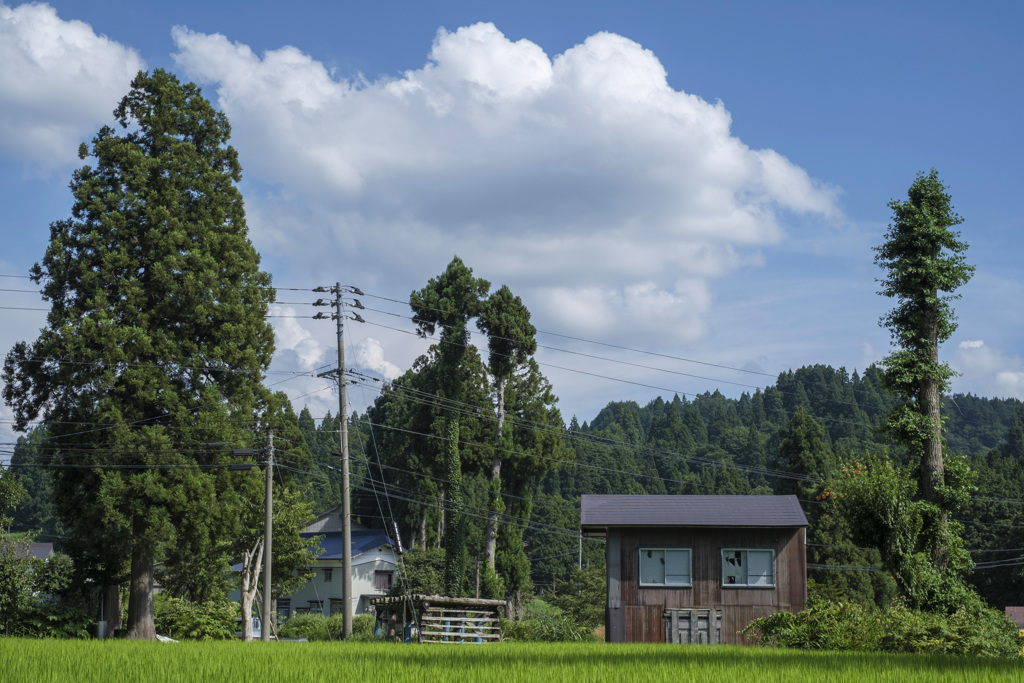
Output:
[1, 640, 1020, 682]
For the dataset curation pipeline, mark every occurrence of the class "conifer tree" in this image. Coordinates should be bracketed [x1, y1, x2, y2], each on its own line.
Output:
[2, 70, 276, 638]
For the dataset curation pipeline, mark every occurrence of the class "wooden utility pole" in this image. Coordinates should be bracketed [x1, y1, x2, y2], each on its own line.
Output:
[261, 431, 273, 642]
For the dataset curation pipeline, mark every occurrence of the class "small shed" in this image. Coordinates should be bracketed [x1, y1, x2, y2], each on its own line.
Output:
[581, 494, 808, 645]
[369, 595, 509, 643]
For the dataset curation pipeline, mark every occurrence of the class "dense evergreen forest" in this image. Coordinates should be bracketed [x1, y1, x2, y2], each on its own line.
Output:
[8, 363, 1023, 610]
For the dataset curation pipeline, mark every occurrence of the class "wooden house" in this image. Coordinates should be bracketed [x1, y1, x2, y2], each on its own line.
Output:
[581, 494, 808, 645]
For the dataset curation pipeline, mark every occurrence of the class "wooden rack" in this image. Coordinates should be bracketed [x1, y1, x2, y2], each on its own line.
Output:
[370, 594, 510, 644]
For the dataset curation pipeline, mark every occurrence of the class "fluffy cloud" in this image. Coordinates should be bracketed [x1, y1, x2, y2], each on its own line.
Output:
[270, 305, 325, 370]
[953, 340, 1024, 399]
[0, 2, 143, 168]
[353, 338, 401, 381]
[171, 23, 838, 349]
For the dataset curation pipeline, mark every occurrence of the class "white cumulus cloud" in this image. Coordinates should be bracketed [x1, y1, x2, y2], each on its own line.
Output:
[353, 338, 401, 381]
[0, 2, 143, 169]
[170, 22, 839, 348]
[270, 305, 324, 370]
[953, 339, 1024, 399]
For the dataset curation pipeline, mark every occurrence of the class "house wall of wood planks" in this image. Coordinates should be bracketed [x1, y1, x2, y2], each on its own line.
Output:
[606, 526, 806, 645]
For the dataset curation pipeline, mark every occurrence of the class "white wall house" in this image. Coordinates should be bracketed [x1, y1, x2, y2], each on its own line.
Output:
[276, 507, 399, 622]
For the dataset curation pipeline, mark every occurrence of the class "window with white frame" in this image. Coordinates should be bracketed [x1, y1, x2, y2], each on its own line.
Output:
[639, 547, 692, 586]
[323, 568, 333, 582]
[721, 549, 774, 587]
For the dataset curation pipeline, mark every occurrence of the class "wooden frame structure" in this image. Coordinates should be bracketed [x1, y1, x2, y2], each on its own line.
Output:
[369, 595, 509, 644]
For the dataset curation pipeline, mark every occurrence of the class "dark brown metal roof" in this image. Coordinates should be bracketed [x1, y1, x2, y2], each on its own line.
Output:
[581, 495, 808, 531]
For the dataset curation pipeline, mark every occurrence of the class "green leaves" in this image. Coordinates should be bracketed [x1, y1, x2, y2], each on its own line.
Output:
[2, 68, 278, 636]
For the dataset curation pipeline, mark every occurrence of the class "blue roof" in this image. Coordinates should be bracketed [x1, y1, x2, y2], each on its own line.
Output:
[303, 529, 394, 560]
[231, 529, 394, 571]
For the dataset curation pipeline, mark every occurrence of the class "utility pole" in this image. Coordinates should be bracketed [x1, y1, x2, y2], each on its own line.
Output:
[336, 283, 353, 639]
[261, 431, 273, 642]
[314, 283, 365, 638]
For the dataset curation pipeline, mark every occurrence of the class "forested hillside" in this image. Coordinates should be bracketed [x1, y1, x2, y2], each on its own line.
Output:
[8, 363, 1023, 610]
[529, 364, 1023, 610]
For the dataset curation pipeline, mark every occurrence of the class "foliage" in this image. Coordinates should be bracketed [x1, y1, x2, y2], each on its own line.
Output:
[276, 612, 377, 641]
[0, 484, 91, 639]
[153, 593, 238, 640]
[829, 455, 975, 612]
[388, 548, 446, 596]
[1, 69, 277, 638]
[545, 565, 604, 628]
[0, 468, 89, 638]
[874, 169, 975, 581]
[349, 613, 377, 641]
[500, 599, 596, 642]
[745, 596, 1022, 658]
[277, 612, 328, 640]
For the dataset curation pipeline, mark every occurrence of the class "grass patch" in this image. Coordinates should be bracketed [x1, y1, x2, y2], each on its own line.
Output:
[2, 640, 1023, 682]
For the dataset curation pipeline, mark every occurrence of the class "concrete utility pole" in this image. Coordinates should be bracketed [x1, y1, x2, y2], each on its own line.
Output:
[261, 430, 273, 642]
[336, 284, 353, 638]
[315, 283, 362, 637]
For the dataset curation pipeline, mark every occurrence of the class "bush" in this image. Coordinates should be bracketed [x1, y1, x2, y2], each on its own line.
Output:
[277, 612, 328, 641]
[500, 599, 596, 643]
[350, 613, 377, 641]
[12, 598, 92, 639]
[745, 597, 1023, 658]
[277, 612, 379, 641]
[153, 594, 238, 640]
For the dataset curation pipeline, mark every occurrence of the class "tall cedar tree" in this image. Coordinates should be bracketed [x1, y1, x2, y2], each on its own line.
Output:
[874, 169, 974, 568]
[476, 286, 537, 578]
[1, 70, 276, 639]
[410, 256, 490, 594]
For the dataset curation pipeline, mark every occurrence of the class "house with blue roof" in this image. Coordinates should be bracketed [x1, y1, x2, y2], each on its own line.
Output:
[275, 505, 400, 622]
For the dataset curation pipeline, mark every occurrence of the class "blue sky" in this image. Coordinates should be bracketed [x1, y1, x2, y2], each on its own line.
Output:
[1, 1, 1022, 438]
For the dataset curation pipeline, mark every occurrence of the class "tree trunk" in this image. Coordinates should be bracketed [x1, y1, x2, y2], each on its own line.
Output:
[919, 303, 945, 503]
[240, 539, 264, 642]
[920, 299, 948, 569]
[100, 584, 122, 636]
[484, 377, 507, 570]
[126, 515, 156, 640]
[418, 518, 427, 551]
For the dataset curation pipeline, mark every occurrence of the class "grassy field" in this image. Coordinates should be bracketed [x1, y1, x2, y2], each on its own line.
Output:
[1, 640, 1021, 682]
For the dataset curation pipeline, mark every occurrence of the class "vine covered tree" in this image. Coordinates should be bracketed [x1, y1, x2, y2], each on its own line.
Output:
[2, 70, 276, 639]
[874, 168, 974, 571]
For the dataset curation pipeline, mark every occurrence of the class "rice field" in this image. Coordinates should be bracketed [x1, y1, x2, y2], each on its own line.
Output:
[1, 640, 1021, 683]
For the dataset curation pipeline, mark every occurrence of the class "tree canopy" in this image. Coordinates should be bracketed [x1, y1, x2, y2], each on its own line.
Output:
[2, 69, 276, 639]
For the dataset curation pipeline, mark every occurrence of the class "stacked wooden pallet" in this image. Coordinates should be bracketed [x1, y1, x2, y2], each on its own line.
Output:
[370, 594, 509, 644]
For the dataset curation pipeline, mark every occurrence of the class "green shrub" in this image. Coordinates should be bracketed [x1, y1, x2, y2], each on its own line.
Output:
[278, 612, 380, 641]
[349, 613, 377, 641]
[153, 594, 237, 640]
[500, 599, 596, 642]
[11, 598, 92, 639]
[277, 612, 328, 641]
[745, 597, 1023, 658]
